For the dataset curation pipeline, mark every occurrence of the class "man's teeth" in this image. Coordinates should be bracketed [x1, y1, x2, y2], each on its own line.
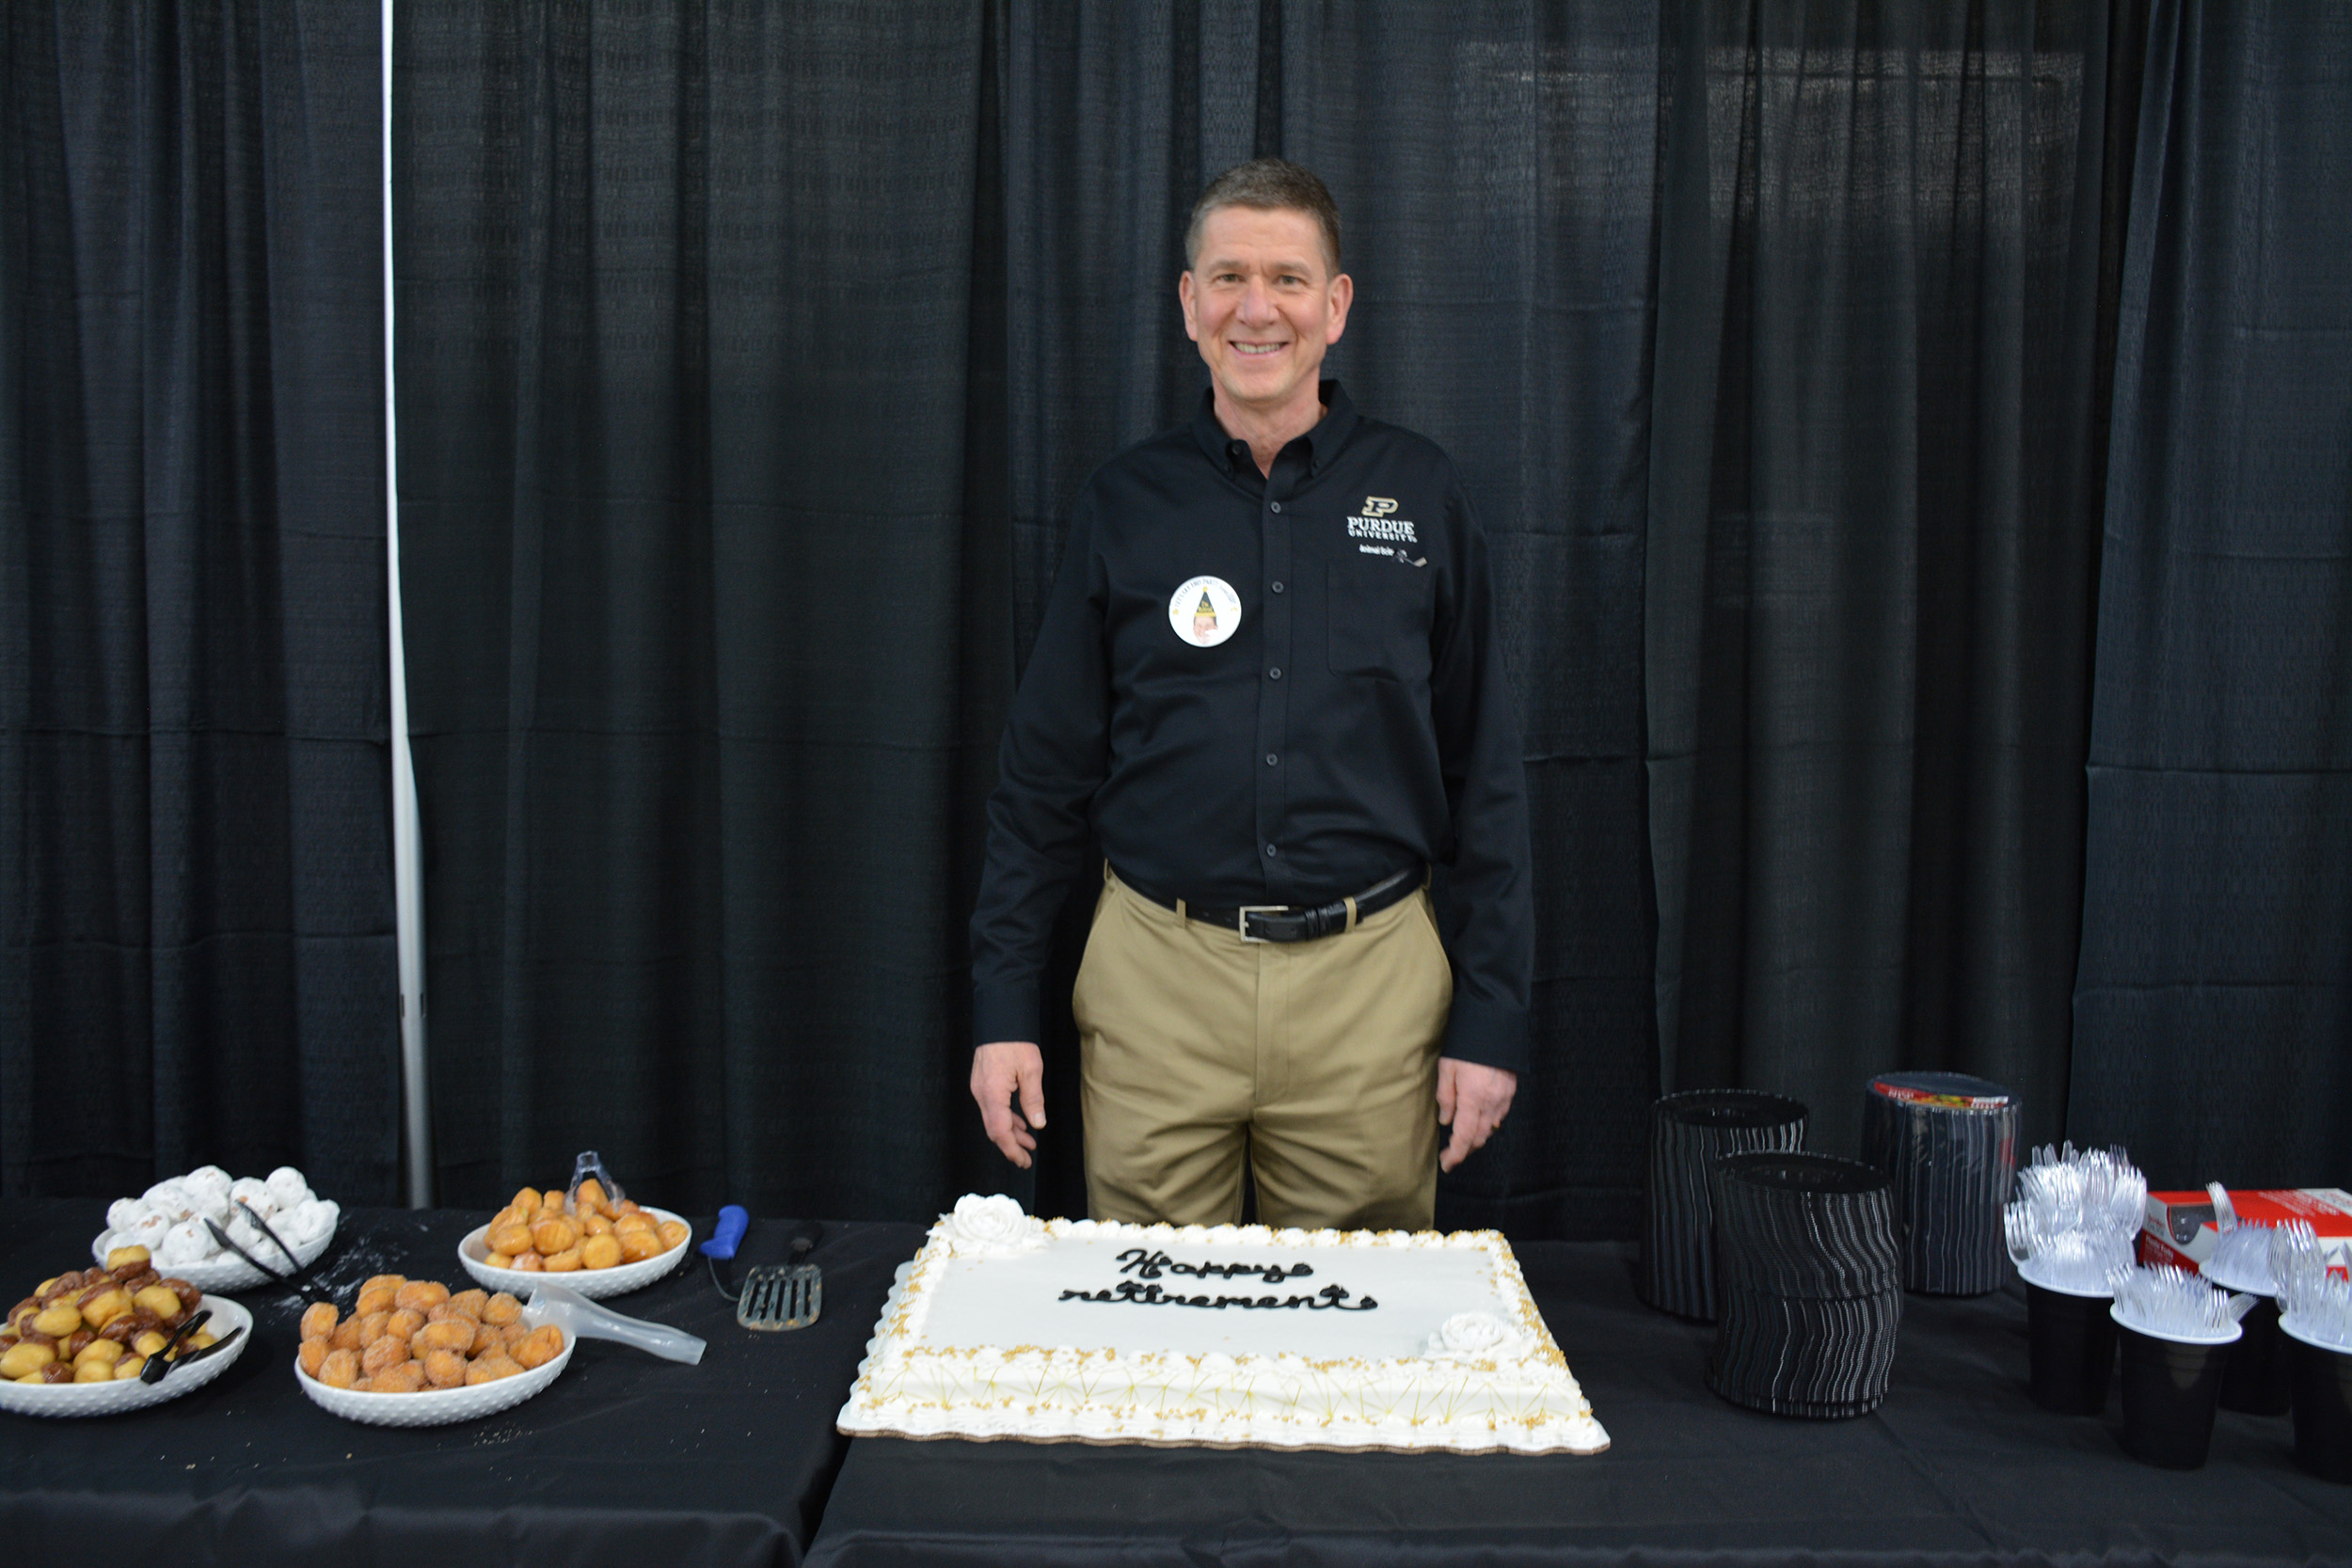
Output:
[1233, 342, 1286, 355]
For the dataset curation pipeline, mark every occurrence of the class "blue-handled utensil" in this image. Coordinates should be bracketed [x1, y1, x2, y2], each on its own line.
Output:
[702, 1205, 750, 1261]
[703, 1206, 821, 1331]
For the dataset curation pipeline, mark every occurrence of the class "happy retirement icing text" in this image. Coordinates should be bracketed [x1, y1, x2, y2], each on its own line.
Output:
[1057, 1247, 1380, 1311]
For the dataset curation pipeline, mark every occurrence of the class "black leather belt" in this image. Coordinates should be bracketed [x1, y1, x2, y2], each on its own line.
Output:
[1120, 865, 1422, 943]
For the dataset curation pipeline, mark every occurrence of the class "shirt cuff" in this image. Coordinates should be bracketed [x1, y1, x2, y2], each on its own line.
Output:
[1440, 991, 1527, 1076]
[973, 981, 1041, 1052]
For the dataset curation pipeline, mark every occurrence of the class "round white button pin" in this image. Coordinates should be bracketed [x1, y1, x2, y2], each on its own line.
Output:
[1168, 576, 1242, 647]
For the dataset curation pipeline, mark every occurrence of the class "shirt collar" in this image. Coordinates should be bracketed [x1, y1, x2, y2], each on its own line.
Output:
[1191, 380, 1359, 479]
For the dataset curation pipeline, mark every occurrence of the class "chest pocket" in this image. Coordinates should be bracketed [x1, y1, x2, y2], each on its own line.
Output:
[1327, 562, 1433, 683]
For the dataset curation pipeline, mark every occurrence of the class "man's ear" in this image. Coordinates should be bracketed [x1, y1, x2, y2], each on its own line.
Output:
[1325, 272, 1354, 344]
[1178, 270, 1200, 342]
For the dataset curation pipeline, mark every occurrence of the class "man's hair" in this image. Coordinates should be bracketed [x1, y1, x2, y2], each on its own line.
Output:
[1185, 159, 1343, 277]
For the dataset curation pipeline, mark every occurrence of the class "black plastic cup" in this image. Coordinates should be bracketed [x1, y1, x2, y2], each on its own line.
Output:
[2116, 1317, 2237, 1469]
[2284, 1321, 2352, 1482]
[2219, 1295, 2293, 1417]
[2026, 1279, 2118, 1415]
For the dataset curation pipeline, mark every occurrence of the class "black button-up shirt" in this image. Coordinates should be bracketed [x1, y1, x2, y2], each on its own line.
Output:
[971, 382, 1534, 1072]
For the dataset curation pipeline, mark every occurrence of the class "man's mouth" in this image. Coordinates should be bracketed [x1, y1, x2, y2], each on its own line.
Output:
[1232, 341, 1288, 356]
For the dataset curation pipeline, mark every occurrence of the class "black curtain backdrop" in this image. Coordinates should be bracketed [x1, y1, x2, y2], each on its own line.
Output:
[10, 2, 2348, 1223]
[0, 2, 396, 1200]
[1272, 2, 1662, 1233]
[398, 0, 1664, 1229]
[2070, 0, 2352, 1189]
[396, 2, 1006, 1216]
[1645, 0, 2116, 1159]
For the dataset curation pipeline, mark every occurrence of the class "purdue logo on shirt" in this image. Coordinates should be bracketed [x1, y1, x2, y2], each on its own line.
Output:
[1347, 497, 1426, 566]
[1168, 576, 1242, 647]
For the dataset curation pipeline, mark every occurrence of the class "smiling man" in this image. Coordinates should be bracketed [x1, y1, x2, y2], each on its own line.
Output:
[968, 160, 1532, 1230]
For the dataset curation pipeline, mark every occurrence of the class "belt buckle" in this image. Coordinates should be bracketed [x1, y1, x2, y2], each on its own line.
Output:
[1236, 905, 1287, 943]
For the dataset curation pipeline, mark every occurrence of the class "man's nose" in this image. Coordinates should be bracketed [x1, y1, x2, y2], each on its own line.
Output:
[1238, 278, 1277, 324]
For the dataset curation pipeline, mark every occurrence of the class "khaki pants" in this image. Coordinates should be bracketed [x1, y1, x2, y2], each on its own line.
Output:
[1072, 863, 1453, 1230]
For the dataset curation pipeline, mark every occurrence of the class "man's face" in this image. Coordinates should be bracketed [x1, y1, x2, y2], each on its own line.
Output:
[1180, 205, 1353, 424]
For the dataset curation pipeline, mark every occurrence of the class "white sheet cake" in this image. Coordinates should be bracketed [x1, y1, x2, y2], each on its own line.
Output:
[836, 1196, 1609, 1454]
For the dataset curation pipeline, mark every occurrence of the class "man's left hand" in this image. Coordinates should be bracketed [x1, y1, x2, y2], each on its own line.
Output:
[1436, 1058, 1517, 1172]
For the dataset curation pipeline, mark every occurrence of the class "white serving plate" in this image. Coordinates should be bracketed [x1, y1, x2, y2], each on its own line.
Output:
[91, 1216, 338, 1294]
[294, 1304, 575, 1428]
[0, 1294, 254, 1418]
[457, 1207, 691, 1301]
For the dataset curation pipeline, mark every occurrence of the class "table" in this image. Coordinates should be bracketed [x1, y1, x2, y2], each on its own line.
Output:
[0, 1199, 923, 1566]
[803, 1243, 2352, 1568]
[7, 1205, 2350, 1567]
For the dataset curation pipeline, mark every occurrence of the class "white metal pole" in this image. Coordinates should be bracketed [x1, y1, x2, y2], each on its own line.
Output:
[384, 0, 433, 1208]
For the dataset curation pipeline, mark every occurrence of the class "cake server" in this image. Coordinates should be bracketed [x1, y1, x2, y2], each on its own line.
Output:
[737, 1226, 823, 1332]
[701, 1206, 822, 1331]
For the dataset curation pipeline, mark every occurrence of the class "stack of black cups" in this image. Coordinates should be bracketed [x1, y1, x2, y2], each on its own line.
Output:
[1708, 1152, 1904, 1418]
[1859, 1071, 2017, 1295]
[1639, 1090, 1808, 1320]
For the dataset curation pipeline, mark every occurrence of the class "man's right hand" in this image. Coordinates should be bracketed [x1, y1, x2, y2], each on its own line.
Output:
[971, 1040, 1047, 1169]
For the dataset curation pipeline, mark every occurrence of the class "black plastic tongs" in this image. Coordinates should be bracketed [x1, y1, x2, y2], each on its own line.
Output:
[203, 1199, 329, 1304]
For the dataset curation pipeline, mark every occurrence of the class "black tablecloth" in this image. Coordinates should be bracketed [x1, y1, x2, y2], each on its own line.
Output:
[803, 1243, 2352, 1568]
[8, 1208, 2352, 1568]
[0, 1200, 923, 1566]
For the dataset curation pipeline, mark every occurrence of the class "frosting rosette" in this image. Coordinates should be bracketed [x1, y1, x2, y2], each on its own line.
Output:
[1423, 1310, 1534, 1362]
[944, 1193, 1047, 1258]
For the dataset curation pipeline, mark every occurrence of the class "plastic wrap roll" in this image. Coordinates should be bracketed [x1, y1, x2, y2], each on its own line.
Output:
[1638, 1090, 1807, 1320]
[1708, 1152, 1903, 1418]
[1858, 1071, 2017, 1296]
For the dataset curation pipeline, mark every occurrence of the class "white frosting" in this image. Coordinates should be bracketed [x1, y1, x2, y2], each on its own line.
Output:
[286, 1197, 337, 1246]
[183, 1165, 233, 1200]
[102, 1166, 325, 1268]
[228, 1177, 277, 1219]
[1424, 1310, 1537, 1362]
[942, 1194, 1049, 1259]
[837, 1203, 1608, 1455]
[225, 1209, 271, 1254]
[265, 1166, 311, 1209]
[143, 1180, 195, 1220]
[157, 1220, 213, 1267]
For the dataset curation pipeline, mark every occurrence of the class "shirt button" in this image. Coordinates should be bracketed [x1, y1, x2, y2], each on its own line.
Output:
[1267, 667, 1281, 680]
[1264, 845, 1279, 857]
[1270, 501, 1281, 514]
[1270, 580, 1284, 594]
[1265, 753, 1279, 767]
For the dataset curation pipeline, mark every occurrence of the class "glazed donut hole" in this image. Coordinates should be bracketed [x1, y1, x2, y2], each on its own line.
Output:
[295, 1276, 558, 1395]
[479, 1181, 687, 1274]
[393, 1280, 451, 1314]
[1, 1258, 228, 1387]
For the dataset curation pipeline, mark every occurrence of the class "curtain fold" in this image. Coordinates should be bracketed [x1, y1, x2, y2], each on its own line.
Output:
[993, 0, 1275, 1220]
[2070, 0, 2352, 1187]
[1645, 0, 2114, 1157]
[396, 0, 999, 1214]
[0, 0, 396, 1200]
[1279, 0, 1662, 1236]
